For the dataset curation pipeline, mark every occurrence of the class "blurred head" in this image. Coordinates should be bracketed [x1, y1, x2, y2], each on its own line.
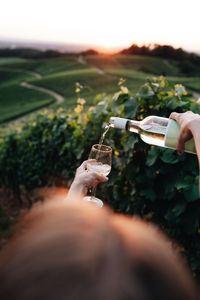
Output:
[0, 199, 198, 300]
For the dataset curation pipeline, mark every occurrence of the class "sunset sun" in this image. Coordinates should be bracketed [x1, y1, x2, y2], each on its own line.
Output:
[0, 0, 200, 53]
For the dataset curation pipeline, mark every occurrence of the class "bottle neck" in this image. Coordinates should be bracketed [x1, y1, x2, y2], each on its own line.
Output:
[127, 120, 140, 133]
[109, 117, 141, 133]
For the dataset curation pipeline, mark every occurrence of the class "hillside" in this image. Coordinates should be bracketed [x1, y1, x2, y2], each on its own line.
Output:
[0, 52, 199, 124]
[119, 44, 200, 77]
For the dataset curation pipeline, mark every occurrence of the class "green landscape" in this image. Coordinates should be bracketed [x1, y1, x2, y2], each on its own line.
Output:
[1, 45, 200, 282]
[0, 46, 200, 125]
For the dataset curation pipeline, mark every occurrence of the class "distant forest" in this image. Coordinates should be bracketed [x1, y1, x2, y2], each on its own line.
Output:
[0, 48, 63, 59]
[0, 44, 200, 76]
[119, 44, 200, 76]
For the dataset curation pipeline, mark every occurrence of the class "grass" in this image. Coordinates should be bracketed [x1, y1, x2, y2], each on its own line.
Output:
[0, 54, 199, 124]
[167, 76, 200, 94]
[31, 66, 147, 110]
[0, 70, 34, 87]
[0, 64, 55, 123]
[86, 54, 181, 76]
[0, 57, 27, 65]
[0, 55, 88, 75]
[31, 68, 119, 107]
[177, 78, 200, 93]
[0, 84, 54, 123]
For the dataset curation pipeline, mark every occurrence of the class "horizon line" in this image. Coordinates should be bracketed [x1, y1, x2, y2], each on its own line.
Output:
[0, 36, 200, 55]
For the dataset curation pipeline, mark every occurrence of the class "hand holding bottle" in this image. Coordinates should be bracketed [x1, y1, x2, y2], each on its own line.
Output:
[109, 115, 196, 154]
[170, 111, 200, 195]
[170, 111, 200, 155]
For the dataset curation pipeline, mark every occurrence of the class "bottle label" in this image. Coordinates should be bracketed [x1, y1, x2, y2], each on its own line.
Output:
[165, 120, 196, 154]
[140, 124, 167, 134]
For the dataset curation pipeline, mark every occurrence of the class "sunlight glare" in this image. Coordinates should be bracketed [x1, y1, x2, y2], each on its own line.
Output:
[0, 0, 200, 52]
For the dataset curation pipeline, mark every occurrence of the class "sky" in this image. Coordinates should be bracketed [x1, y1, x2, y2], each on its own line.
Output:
[0, 0, 200, 53]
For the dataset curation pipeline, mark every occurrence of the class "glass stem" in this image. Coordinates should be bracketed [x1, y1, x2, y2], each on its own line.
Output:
[91, 185, 97, 198]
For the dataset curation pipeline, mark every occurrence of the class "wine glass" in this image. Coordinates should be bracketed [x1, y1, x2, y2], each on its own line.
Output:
[83, 144, 112, 208]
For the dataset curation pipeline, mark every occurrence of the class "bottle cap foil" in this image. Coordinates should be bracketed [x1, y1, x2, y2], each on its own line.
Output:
[112, 117, 128, 130]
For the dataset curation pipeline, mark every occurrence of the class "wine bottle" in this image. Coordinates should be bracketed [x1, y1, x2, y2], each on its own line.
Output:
[109, 116, 196, 155]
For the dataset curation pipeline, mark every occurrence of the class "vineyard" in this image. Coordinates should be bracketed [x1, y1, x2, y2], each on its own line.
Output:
[1, 75, 200, 281]
[0, 47, 200, 283]
[1, 54, 200, 124]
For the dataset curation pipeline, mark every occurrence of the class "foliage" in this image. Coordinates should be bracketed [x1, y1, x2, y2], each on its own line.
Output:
[120, 44, 200, 76]
[1, 77, 200, 280]
[0, 67, 55, 123]
[1, 44, 200, 75]
[1, 55, 199, 124]
[0, 84, 55, 123]
[0, 48, 63, 59]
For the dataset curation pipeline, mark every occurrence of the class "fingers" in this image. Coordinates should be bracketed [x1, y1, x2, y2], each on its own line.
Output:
[80, 159, 96, 169]
[170, 111, 196, 123]
[169, 112, 184, 154]
[169, 112, 181, 121]
[176, 129, 185, 155]
[75, 160, 109, 188]
[89, 172, 108, 184]
[169, 112, 195, 155]
[76, 159, 96, 174]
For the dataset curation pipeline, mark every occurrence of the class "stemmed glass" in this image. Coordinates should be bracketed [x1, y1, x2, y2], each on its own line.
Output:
[83, 144, 112, 208]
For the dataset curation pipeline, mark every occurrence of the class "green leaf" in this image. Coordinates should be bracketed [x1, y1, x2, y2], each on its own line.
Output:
[140, 186, 156, 201]
[175, 84, 186, 97]
[124, 97, 138, 118]
[160, 149, 179, 164]
[172, 201, 187, 217]
[97, 101, 108, 114]
[130, 186, 136, 196]
[115, 93, 130, 105]
[146, 147, 161, 166]
[178, 101, 188, 108]
[184, 184, 199, 202]
[166, 98, 179, 110]
[124, 135, 138, 151]
[136, 91, 154, 99]
[175, 175, 194, 190]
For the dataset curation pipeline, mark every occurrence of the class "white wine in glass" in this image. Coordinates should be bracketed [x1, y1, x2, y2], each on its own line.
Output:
[84, 144, 112, 208]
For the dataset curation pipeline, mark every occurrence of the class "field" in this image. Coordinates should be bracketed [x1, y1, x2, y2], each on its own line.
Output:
[0, 54, 200, 124]
[1, 53, 200, 280]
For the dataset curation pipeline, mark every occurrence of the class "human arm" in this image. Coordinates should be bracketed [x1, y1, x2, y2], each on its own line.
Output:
[169, 111, 200, 190]
[169, 111, 200, 158]
[66, 160, 108, 201]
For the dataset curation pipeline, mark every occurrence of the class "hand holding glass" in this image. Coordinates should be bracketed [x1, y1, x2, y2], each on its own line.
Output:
[84, 144, 112, 207]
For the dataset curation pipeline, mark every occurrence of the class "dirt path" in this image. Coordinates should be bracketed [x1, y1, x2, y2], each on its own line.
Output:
[5, 82, 65, 126]
[77, 55, 105, 74]
[0, 66, 64, 105]
[0, 67, 65, 125]
[20, 82, 64, 105]
[77, 55, 87, 65]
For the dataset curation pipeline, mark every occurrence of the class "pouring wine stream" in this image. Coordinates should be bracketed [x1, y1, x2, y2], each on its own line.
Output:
[97, 123, 111, 152]
[87, 123, 111, 201]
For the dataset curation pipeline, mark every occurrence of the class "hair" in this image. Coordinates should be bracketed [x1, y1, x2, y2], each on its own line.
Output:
[0, 199, 198, 300]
